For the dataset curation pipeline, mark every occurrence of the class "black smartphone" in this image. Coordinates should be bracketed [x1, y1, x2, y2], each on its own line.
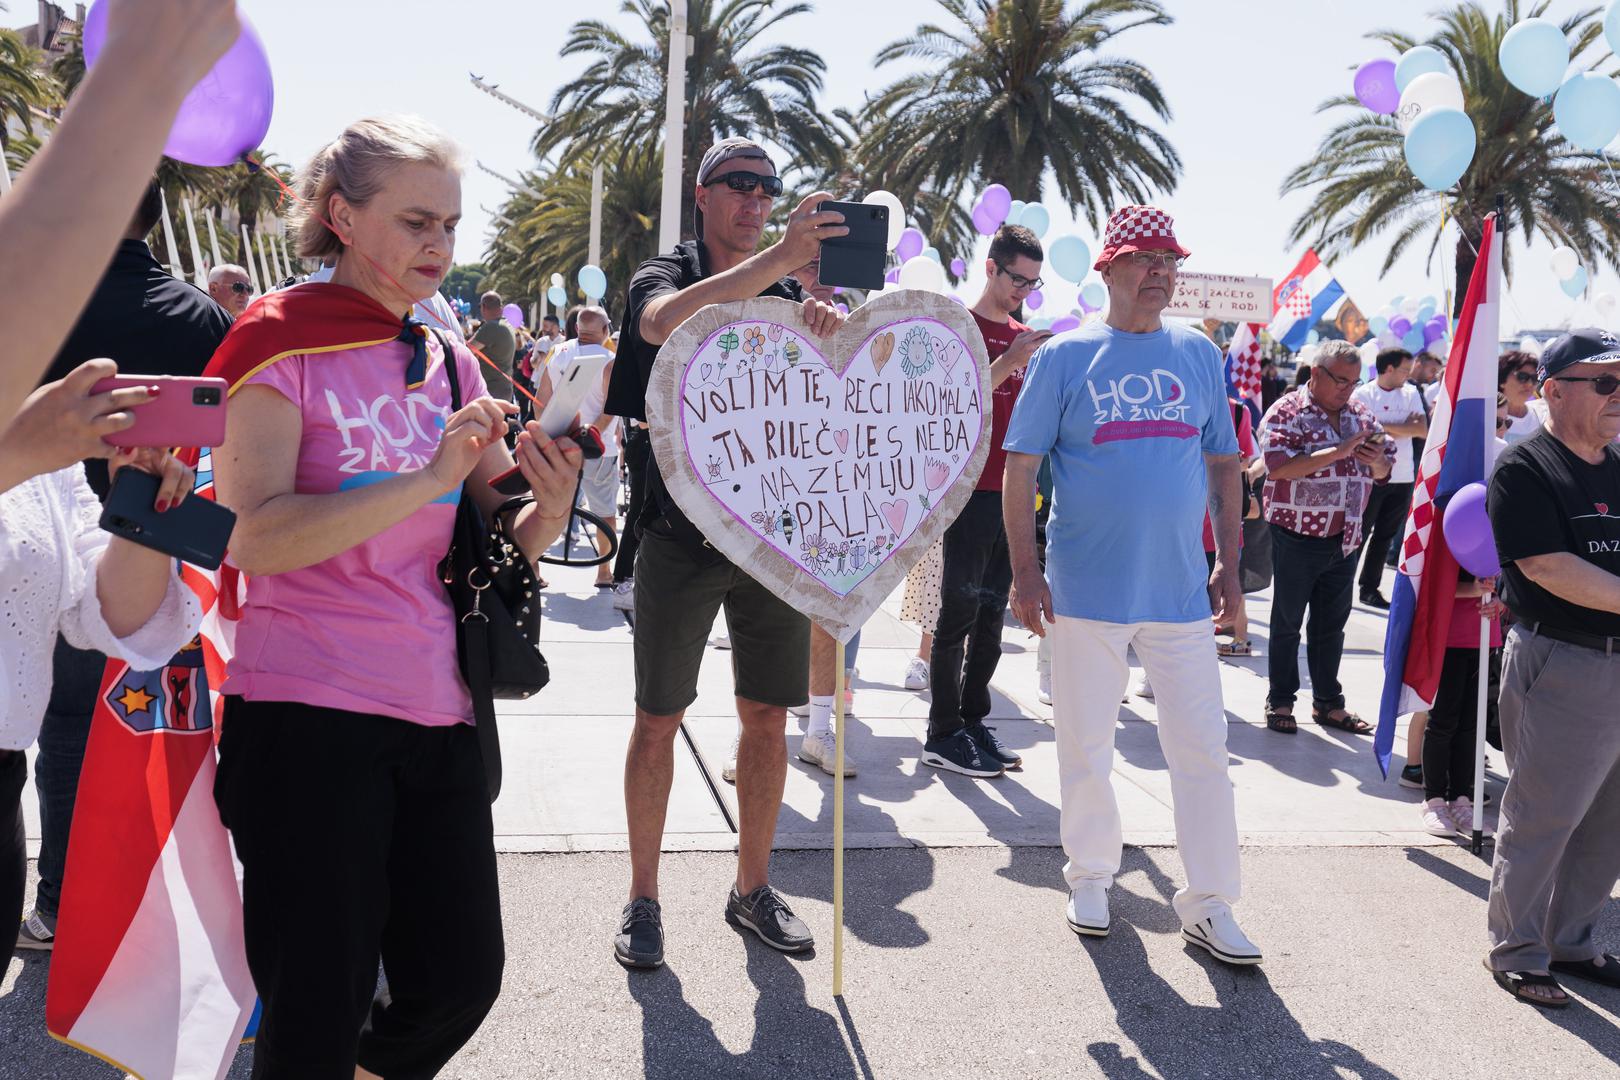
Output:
[817, 199, 888, 291]
[101, 467, 237, 571]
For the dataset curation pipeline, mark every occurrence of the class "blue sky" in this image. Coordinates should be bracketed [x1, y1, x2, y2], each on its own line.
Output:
[12, 0, 1616, 331]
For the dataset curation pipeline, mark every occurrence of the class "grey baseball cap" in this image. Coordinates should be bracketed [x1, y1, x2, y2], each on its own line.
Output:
[694, 137, 776, 240]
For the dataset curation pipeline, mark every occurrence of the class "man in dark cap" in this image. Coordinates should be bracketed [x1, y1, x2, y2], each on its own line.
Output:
[603, 137, 847, 970]
[1485, 327, 1620, 1008]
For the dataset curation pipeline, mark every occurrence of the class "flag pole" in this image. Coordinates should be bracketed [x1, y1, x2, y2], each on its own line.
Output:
[833, 638, 846, 998]
[1472, 202, 1503, 857]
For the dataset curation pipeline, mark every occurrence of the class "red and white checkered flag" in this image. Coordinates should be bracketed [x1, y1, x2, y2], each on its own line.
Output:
[1228, 322, 1264, 406]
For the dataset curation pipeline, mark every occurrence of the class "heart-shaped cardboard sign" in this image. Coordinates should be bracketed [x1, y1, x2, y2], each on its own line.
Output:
[647, 289, 991, 641]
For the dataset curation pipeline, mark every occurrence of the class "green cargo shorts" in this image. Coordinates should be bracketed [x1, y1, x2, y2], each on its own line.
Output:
[632, 518, 810, 716]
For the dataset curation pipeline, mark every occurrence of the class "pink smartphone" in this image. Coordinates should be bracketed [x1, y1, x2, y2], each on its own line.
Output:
[90, 374, 230, 448]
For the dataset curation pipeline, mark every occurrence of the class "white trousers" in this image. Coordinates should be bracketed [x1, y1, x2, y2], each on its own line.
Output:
[1050, 615, 1242, 924]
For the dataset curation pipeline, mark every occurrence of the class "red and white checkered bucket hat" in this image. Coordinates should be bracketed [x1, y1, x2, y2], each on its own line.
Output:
[1093, 204, 1191, 270]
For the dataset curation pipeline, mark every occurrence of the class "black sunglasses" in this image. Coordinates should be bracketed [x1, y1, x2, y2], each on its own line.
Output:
[993, 261, 1044, 291]
[1553, 373, 1620, 396]
[705, 170, 784, 197]
[228, 281, 253, 295]
[1511, 370, 1537, 384]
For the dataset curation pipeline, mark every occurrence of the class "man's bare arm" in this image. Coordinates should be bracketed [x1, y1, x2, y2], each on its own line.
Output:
[1515, 553, 1620, 617]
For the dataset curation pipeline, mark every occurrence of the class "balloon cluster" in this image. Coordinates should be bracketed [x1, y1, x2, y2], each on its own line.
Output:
[1548, 246, 1616, 318]
[1367, 294, 1448, 356]
[1499, 11, 1620, 152]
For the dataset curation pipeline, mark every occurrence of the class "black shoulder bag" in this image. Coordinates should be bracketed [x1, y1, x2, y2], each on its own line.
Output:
[437, 334, 551, 801]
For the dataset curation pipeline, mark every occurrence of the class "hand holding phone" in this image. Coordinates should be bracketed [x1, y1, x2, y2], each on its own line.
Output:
[101, 467, 236, 570]
[90, 373, 230, 447]
[815, 198, 886, 291]
[0, 359, 156, 482]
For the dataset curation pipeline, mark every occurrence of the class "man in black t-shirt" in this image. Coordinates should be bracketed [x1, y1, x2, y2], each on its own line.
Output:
[605, 138, 847, 971]
[1484, 328, 1620, 1008]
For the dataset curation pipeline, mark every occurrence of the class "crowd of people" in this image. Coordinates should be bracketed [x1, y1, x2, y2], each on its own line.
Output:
[1, 5, 1617, 1071]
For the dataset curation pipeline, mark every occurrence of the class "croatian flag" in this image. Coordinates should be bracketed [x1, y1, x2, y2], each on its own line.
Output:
[1266, 250, 1346, 351]
[1227, 322, 1265, 407]
[47, 446, 257, 1079]
[1373, 214, 1502, 776]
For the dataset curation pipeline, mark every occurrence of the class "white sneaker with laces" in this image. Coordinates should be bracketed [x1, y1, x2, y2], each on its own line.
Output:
[1065, 882, 1110, 937]
[1132, 674, 1154, 700]
[1421, 797, 1458, 837]
[798, 730, 857, 777]
[1448, 796, 1489, 836]
[1038, 671, 1052, 705]
[721, 735, 739, 783]
[903, 656, 930, 690]
[711, 633, 732, 650]
[611, 580, 635, 611]
[1181, 909, 1262, 966]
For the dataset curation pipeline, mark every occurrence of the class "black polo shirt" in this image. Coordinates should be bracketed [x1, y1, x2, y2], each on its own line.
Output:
[41, 239, 233, 498]
[605, 240, 803, 546]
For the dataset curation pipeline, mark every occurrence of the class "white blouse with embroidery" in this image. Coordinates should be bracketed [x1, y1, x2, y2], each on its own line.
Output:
[0, 465, 202, 750]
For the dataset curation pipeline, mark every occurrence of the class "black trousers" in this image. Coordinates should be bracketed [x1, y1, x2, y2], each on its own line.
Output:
[33, 635, 104, 919]
[615, 427, 650, 584]
[1424, 646, 1502, 801]
[1357, 482, 1414, 594]
[215, 698, 503, 1080]
[1, 749, 26, 975]
[927, 490, 1012, 740]
[1267, 527, 1357, 711]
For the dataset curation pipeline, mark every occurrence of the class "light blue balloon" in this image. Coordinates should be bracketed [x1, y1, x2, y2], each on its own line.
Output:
[1499, 18, 1571, 98]
[1415, 302, 1436, 324]
[1404, 107, 1476, 190]
[547, 284, 566, 306]
[1081, 282, 1107, 309]
[1402, 328, 1425, 352]
[1608, 0, 1620, 57]
[1396, 46, 1449, 94]
[1017, 203, 1051, 238]
[1305, 330, 1320, 345]
[578, 263, 607, 299]
[1369, 315, 1389, 335]
[1417, 294, 1437, 310]
[1561, 265, 1589, 298]
[1047, 235, 1092, 283]
[921, 246, 941, 263]
[1387, 295, 1405, 312]
[1553, 72, 1620, 151]
[1008, 199, 1027, 222]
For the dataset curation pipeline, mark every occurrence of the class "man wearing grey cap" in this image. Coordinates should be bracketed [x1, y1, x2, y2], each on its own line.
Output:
[602, 136, 847, 969]
[1485, 328, 1620, 1008]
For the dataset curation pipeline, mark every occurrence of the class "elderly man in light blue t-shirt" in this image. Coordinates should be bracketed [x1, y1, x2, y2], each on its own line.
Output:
[1002, 205, 1260, 967]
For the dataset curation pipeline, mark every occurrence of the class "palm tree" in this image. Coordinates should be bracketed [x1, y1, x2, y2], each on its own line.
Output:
[1283, 1, 1620, 316]
[537, 0, 839, 241]
[0, 28, 55, 152]
[856, 0, 1180, 225]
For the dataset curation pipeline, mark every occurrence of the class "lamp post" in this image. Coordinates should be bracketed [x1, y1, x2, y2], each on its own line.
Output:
[659, 0, 690, 250]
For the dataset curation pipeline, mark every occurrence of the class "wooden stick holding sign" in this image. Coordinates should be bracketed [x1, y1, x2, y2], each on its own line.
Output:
[645, 290, 992, 996]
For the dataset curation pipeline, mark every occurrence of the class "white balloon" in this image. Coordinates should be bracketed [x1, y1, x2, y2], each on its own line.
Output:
[1396, 72, 1465, 133]
[862, 190, 907, 251]
[897, 254, 948, 293]
[1359, 340, 1381, 367]
[1519, 334, 1543, 356]
[1596, 291, 1618, 317]
[1400, 297, 1424, 318]
[1550, 246, 1579, 280]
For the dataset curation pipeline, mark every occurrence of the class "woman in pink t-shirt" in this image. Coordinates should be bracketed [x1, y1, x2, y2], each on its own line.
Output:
[211, 117, 580, 1079]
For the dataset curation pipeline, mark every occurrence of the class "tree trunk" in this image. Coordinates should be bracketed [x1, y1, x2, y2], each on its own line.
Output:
[1453, 232, 1478, 321]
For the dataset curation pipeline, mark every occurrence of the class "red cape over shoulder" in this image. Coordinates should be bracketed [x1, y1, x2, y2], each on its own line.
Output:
[203, 282, 410, 393]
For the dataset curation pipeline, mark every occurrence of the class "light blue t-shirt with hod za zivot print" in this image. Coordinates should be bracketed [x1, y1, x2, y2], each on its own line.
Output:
[1002, 321, 1239, 624]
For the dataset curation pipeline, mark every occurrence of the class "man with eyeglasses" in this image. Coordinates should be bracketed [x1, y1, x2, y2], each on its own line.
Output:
[1257, 339, 1393, 739]
[920, 223, 1051, 779]
[602, 137, 846, 970]
[1004, 204, 1259, 966]
[1484, 328, 1620, 1009]
[207, 263, 254, 318]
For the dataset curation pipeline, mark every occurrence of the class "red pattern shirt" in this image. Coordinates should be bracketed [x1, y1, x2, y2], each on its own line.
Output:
[1259, 386, 1393, 554]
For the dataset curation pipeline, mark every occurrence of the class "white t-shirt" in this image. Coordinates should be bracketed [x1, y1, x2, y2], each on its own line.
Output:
[1423, 381, 1442, 409]
[1351, 381, 1426, 484]
[543, 339, 620, 446]
[1503, 399, 1546, 445]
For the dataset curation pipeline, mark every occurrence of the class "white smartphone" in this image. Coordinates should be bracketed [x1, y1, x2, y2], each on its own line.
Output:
[537, 346, 610, 438]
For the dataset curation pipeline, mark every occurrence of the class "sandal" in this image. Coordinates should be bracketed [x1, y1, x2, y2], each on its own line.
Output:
[1264, 705, 1296, 734]
[1312, 706, 1373, 735]
[1551, 954, 1620, 988]
[1490, 968, 1570, 1008]
[1216, 640, 1253, 657]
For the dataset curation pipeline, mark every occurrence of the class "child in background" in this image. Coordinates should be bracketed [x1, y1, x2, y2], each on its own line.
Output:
[1420, 570, 1503, 837]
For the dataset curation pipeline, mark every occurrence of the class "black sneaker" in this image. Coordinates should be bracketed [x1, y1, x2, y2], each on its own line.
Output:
[726, 885, 814, 952]
[920, 731, 1003, 778]
[965, 721, 1022, 769]
[1399, 764, 1424, 789]
[1360, 589, 1391, 610]
[614, 897, 665, 969]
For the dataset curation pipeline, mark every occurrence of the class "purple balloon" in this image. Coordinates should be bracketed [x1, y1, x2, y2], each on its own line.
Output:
[1422, 322, 1445, 345]
[1441, 482, 1500, 578]
[1389, 316, 1412, 337]
[1050, 314, 1082, 333]
[85, 2, 274, 168]
[1354, 58, 1400, 115]
[949, 257, 967, 277]
[1024, 289, 1044, 311]
[501, 303, 524, 328]
[884, 267, 901, 284]
[972, 204, 1000, 236]
[979, 183, 1012, 221]
[832, 286, 844, 296]
[836, 302, 849, 314]
[895, 227, 926, 263]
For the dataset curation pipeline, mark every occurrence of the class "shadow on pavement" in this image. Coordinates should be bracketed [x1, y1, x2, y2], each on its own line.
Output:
[1405, 846, 1491, 900]
[539, 590, 626, 633]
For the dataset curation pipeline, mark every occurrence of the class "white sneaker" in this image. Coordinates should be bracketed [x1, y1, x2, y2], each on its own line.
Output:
[711, 633, 732, 650]
[1065, 883, 1110, 937]
[903, 656, 930, 690]
[611, 580, 635, 611]
[798, 730, 856, 777]
[1448, 796, 1489, 836]
[1132, 674, 1154, 700]
[721, 735, 739, 783]
[1421, 797, 1458, 837]
[1181, 910, 1262, 966]
[1038, 671, 1052, 705]
[788, 701, 810, 717]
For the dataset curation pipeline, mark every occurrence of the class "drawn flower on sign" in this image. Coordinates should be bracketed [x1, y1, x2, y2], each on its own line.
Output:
[784, 340, 802, 366]
[924, 457, 949, 491]
[849, 538, 868, 570]
[706, 455, 723, 481]
[833, 541, 849, 573]
[800, 533, 828, 574]
[743, 326, 765, 355]
[750, 510, 778, 536]
[767, 323, 784, 342]
[898, 326, 934, 378]
[717, 330, 740, 358]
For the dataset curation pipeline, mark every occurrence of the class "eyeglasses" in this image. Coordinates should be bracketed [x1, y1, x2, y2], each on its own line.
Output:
[1511, 370, 1537, 384]
[993, 262, 1044, 291]
[228, 282, 253, 295]
[1315, 367, 1363, 389]
[1552, 373, 1620, 396]
[704, 170, 784, 197]
[1121, 251, 1186, 271]
[1496, 415, 1512, 431]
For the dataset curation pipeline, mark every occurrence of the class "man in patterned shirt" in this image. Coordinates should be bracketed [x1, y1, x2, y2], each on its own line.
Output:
[1258, 340, 1394, 735]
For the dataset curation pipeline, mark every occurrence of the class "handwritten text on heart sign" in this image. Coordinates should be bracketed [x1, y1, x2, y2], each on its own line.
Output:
[679, 317, 985, 596]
